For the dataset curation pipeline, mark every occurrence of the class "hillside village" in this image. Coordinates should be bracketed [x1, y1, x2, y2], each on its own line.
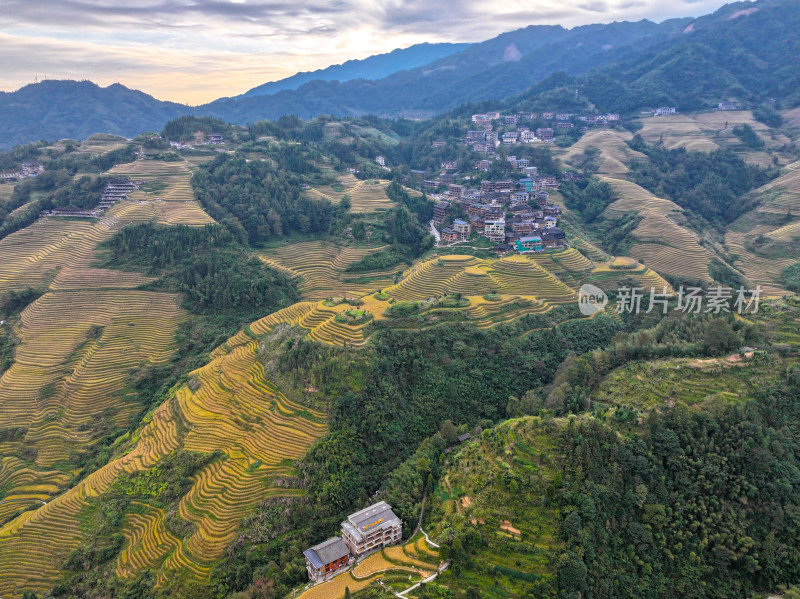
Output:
[1, 161, 44, 183]
[1, 90, 798, 599]
[397, 109, 591, 253]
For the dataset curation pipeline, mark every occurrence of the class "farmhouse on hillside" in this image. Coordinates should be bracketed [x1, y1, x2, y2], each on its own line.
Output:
[303, 537, 351, 582]
[341, 501, 402, 556]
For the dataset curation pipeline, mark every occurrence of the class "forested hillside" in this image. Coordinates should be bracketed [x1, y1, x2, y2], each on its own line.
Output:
[1, 5, 800, 595]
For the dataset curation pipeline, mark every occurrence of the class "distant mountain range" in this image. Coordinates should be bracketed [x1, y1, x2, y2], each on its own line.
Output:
[0, 81, 187, 149]
[1, 0, 798, 150]
[239, 42, 471, 98]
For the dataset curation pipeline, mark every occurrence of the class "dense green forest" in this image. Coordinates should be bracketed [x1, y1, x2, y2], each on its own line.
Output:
[626, 135, 777, 226]
[552, 355, 800, 599]
[102, 223, 299, 317]
[408, 356, 800, 599]
[783, 263, 800, 293]
[559, 178, 616, 223]
[161, 116, 238, 142]
[369, 305, 799, 599]
[191, 152, 342, 245]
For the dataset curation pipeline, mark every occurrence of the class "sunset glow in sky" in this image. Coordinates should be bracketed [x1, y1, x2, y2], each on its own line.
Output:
[0, 0, 733, 105]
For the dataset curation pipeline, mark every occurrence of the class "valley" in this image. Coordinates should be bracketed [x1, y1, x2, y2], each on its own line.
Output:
[1, 3, 800, 595]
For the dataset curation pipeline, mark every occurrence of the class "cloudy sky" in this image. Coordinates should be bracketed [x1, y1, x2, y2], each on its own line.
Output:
[0, 0, 733, 105]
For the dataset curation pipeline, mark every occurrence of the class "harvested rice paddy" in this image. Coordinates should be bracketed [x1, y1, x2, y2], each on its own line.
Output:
[0, 325, 327, 594]
[600, 176, 716, 282]
[259, 241, 398, 300]
[108, 159, 214, 226]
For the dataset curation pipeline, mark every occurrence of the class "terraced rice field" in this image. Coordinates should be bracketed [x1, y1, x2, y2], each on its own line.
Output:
[600, 176, 716, 282]
[635, 111, 790, 164]
[305, 175, 420, 213]
[586, 263, 673, 293]
[108, 159, 214, 226]
[388, 255, 487, 300]
[246, 249, 674, 345]
[297, 572, 373, 599]
[571, 237, 608, 262]
[244, 299, 371, 346]
[352, 551, 422, 578]
[298, 538, 439, 599]
[720, 161, 800, 294]
[259, 241, 397, 299]
[0, 291, 184, 504]
[636, 114, 721, 152]
[0, 324, 327, 595]
[115, 504, 181, 579]
[561, 129, 647, 176]
[754, 160, 800, 215]
[725, 230, 795, 297]
[767, 221, 800, 241]
[0, 201, 158, 294]
[488, 256, 576, 302]
[0, 160, 220, 595]
[0, 458, 71, 525]
[50, 266, 155, 290]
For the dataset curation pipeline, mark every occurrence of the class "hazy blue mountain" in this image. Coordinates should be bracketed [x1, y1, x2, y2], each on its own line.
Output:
[201, 18, 689, 122]
[241, 42, 471, 97]
[506, 0, 800, 114]
[2, 0, 799, 150]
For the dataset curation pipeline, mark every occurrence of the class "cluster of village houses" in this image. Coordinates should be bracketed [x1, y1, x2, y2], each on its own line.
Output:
[409, 147, 570, 253]
[376, 110, 608, 254]
[42, 180, 139, 218]
[432, 175, 566, 253]
[430, 110, 621, 154]
[1, 162, 44, 183]
[169, 133, 224, 150]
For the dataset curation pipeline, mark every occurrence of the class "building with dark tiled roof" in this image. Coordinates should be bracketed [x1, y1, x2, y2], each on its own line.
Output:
[303, 537, 351, 582]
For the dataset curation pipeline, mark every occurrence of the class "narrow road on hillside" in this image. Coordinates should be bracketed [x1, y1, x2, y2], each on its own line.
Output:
[429, 220, 440, 245]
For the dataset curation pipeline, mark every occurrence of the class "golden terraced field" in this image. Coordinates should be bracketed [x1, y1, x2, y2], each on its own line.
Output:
[259, 241, 398, 300]
[724, 230, 794, 297]
[305, 175, 421, 213]
[297, 537, 439, 599]
[754, 159, 800, 216]
[635, 111, 791, 166]
[600, 176, 716, 282]
[0, 201, 159, 294]
[0, 160, 220, 596]
[108, 159, 214, 226]
[238, 249, 670, 346]
[723, 160, 800, 295]
[0, 290, 185, 514]
[0, 324, 327, 595]
[560, 129, 647, 176]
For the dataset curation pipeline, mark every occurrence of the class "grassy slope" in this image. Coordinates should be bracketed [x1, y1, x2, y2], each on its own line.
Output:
[428, 417, 563, 598]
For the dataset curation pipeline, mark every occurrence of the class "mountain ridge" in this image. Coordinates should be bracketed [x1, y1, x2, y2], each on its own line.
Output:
[240, 41, 471, 97]
[1, 0, 799, 150]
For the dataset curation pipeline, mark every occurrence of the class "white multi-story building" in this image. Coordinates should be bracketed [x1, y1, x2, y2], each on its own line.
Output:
[341, 502, 402, 556]
[484, 218, 506, 242]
